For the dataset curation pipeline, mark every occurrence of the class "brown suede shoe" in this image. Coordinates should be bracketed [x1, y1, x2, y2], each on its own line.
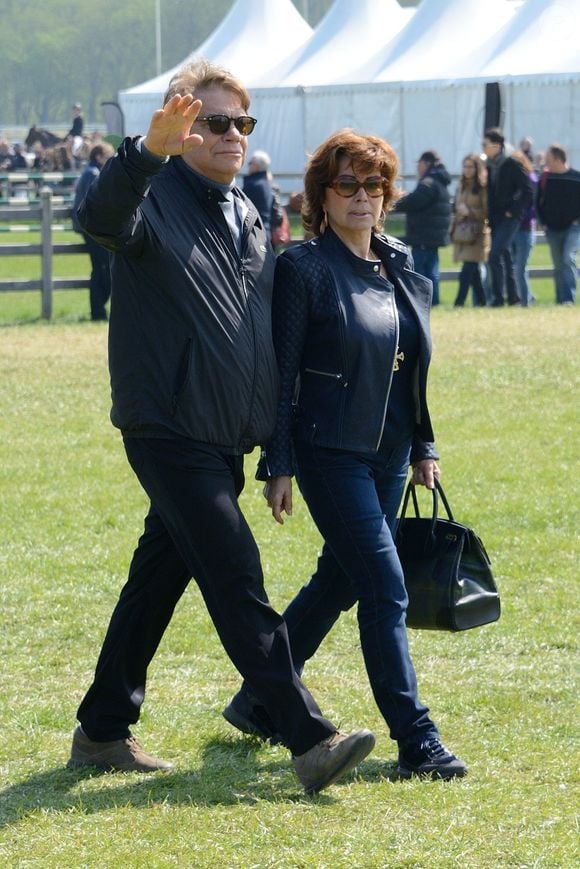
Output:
[292, 729, 375, 794]
[67, 726, 173, 772]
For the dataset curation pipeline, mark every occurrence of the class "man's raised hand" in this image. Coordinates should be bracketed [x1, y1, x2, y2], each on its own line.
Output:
[143, 94, 203, 158]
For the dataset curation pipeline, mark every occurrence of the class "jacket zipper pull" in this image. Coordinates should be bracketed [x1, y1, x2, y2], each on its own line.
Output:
[240, 263, 249, 300]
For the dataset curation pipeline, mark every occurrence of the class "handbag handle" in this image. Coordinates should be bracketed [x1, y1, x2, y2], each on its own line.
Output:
[399, 479, 455, 526]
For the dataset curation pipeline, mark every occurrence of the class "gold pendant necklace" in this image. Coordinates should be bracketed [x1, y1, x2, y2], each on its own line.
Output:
[393, 348, 405, 371]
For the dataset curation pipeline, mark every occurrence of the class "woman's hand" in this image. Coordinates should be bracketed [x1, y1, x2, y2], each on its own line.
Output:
[142, 94, 204, 158]
[263, 475, 293, 524]
[411, 459, 440, 490]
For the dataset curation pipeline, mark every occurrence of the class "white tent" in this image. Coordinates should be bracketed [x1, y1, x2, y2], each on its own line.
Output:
[247, 0, 516, 181]
[247, 0, 580, 186]
[250, 0, 414, 88]
[479, 0, 579, 77]
[116, 0, 580, 189]
[472, 0, 580, 163]
[247, 77, 489, 183]
[118, 0, 312, 136]
[244, 0, 477, 180]
[362, 0, 515, 82]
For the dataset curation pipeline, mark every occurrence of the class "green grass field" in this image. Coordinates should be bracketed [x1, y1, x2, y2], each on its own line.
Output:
[0, 244, 579, 866]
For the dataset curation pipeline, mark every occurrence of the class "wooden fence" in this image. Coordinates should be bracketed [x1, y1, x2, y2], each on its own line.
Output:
[0, 188, 88, 319]
[0, 185, 554, 321]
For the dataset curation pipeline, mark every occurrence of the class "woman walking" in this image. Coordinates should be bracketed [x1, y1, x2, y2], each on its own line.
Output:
[224, 129, 467, 780]
[452, 154, 489, 307]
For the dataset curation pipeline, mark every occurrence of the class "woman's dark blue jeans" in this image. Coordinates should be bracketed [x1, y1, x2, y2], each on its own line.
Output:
[283, 439, 438, 747]
[454, 261, 486, 307]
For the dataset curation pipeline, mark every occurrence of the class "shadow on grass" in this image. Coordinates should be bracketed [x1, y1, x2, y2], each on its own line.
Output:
[0, 736, 398, 827]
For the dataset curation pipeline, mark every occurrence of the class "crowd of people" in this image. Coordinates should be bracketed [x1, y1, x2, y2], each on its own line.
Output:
[391, 132, 579, 307]
[0, 104, 107, 173]
[0, 133, 108, 173]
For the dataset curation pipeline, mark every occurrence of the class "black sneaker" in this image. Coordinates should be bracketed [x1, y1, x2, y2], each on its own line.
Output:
[222, 689, 285, 745]
[398, 736, 468, 780]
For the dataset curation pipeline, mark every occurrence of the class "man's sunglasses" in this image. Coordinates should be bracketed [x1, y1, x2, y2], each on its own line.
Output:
[327, 176, 386, 198]
[196, 114, 257, 136]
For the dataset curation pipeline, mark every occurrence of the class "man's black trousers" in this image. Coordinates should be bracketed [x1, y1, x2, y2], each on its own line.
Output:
[76, 437, 334, 757]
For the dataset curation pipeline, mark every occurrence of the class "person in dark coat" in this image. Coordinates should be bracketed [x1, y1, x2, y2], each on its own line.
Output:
[66, 59, 374, 794]
[242, 149, 274, 237]
[72, 143, 115, 320]
[536, 143, 580, 305]
[69, 103, 84, 139]
[393, 150, 452, 305]
[8, 142, 27, 170]
[482, 127, 533, 306]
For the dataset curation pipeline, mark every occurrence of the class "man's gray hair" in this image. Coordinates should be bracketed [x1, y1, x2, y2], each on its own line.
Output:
[164, 58, 250, 111]
[249, 150, 271, 172]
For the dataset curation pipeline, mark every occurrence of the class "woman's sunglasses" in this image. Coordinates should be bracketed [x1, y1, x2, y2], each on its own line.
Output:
[196, 115, 257, 136]
[327, 176, 386, 198]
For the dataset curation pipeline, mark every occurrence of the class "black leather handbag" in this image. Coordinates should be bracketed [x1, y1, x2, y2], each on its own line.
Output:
[395, 481, 500, 631]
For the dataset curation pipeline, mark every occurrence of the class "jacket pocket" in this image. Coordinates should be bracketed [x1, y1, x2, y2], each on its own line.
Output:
[300, 368, 348, 443]
[303, 367, 345, 382]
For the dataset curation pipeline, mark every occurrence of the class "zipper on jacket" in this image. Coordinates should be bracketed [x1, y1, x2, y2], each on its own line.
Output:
[237, 206, 272, 445]
[230, 202, 258, 442]
[205, 198, 258, 443]
[240, 260, 259, 440]
[240, 262, 249, 301]
[209, 195, 261, 441]
[374, 292, 399, 449]
[304, 367, 347, 385]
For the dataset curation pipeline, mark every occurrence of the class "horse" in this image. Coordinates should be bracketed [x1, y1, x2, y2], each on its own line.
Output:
[25, 126, 65, 149]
